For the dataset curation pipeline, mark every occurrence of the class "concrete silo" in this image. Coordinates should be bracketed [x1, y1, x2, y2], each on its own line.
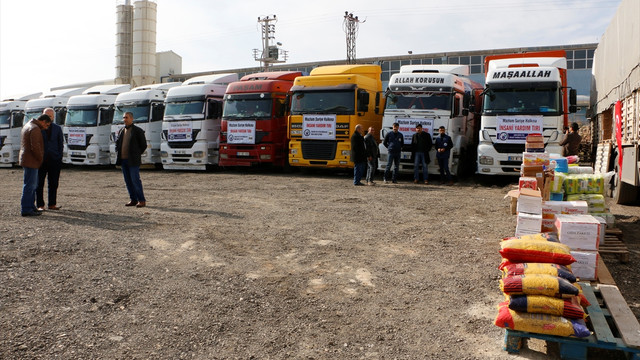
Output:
[115, 1, 133, 84]
[131, 0, 157, 87]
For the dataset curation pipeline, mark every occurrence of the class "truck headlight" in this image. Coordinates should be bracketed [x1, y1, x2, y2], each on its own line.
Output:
[220, 153, 228, 159]
[479, 155, 494, 165]
[341, 150, 350, 156]
[161, 151, 168, 158]
[260, 155, 271, 160]
[290, 149, 298, 155]
[193, 151, 204, 158]
[87, 153, 96, 159]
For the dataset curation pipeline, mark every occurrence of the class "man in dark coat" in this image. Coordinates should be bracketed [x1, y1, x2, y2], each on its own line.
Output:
[37, 108, 64, 211]
[560, 122, 582, 157]
[20, 114, 51, 216]
[435, 126, 454, 185]
[383, 122, 404, 184]
[115, 111, 148, 207]
[350, 124, 367, 186]
[411, 124, 432, 184]
[364, 126, 379, 185]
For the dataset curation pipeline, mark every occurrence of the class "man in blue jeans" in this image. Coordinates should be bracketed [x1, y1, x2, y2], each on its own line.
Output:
[383, 122, 404, 184]
[19, 114, 51, 216]
[411, 124, 432, 184]
[435, 126, 454, 185]
[115, 112, 147, 207]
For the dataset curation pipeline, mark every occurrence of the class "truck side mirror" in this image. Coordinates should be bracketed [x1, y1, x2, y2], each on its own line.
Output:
[569, 89, 577, 114]
[357, 91, 369, 113]
[374, 92, 381, 114]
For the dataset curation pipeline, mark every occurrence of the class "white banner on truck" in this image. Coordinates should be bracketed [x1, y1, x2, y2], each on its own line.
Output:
[302, 114, 336, 140]
[68, 127, 86, 146]
[396, 118, 434, 140]
[227, 120, 256, 144]
[167, 121, 192, 142]
[496, 115, 543, 143]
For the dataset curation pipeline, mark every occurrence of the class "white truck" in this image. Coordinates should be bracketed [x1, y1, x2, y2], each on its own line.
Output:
[0, 92, 42, 167]
[161, 73, 238, 170]
[591, 0, 640, 204]
[63, 84, 131, 165]
[378, 65, 483, 176]
[109, 82, 181, 166]
[24, 87, 88, 126]
[477, 51, 577, 175]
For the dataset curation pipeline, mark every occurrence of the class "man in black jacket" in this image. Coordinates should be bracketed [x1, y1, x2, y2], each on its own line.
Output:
[350, 124, 367, 186]
[383, 122, 404, 184]
[116, 112, 148, 207]
[411, 124, 432, 184]
[364, 126, 379, 185]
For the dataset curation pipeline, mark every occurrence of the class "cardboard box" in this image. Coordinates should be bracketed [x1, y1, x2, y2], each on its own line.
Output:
[570, 250, 598, 281]
[541, 218, 555, 232]
[519, 177, 538, 191]
[525, 135, 545, 152]
[517, 188, 542, 215]
[554, 214, 601, 251]
[542, 200, 589, 219]
[516, 212, 543, 236]
[523, 152, 550, 166]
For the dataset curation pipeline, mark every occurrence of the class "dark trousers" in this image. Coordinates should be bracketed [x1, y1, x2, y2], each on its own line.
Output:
[353, 162, 366, 185]
[37, 160, 62, 207]
[384, 152, 401, 181]
[121, 159, 146, 202]
[21, 167, 39, 214]
[437, 155, 451, 181]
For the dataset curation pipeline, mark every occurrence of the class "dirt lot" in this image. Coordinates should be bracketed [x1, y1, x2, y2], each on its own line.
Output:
[1, 166, 639, 359]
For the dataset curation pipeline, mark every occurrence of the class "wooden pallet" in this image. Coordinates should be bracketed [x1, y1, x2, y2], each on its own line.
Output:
[504, 282, 640, 359]
[600, 228, 630, 263]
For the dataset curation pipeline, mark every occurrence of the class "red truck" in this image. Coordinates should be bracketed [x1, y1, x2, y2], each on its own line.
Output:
[220, 71, 302, 167]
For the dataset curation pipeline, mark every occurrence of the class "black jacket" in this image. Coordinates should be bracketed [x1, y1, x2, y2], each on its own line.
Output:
[364, 133, 379, 158]
[383, 131, 404, 154]
[115, 125, 147, 167]
[350, 131, 367, 164]
[411, 131, 432, 163]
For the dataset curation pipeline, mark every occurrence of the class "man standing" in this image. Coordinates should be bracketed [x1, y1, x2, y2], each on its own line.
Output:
[350, 124, 367, 186]
[411, 124, 432, 184]
[364, 126, 379, 186]
[115, 111, 147, 207]
[560, 122, 582, 157]
[435, 126, 453, 185]
[36, 108, 64, 211]
[20, 114, 51, 216]
[383, 122, 404, 184]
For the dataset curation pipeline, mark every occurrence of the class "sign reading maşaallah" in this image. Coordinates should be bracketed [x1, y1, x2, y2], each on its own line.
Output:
[227, 120, 256, 144]
[302, 114, 336, 140]
[496, 115, 543, 143]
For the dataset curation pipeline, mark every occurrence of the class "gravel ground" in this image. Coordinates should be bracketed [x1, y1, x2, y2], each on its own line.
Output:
[1, 166, 638, 359]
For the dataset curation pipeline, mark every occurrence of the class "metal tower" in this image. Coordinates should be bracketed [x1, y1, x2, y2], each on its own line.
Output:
[253, 15, 287, 71]
[343, 11, 364, 64]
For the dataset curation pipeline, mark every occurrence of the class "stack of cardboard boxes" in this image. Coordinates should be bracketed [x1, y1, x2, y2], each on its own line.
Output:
[555, 214, 602, 280]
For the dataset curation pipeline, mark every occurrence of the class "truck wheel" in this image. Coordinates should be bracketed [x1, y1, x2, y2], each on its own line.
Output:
[612, 161, 638, 204]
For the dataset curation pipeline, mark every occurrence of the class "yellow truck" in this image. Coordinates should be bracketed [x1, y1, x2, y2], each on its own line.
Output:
[288, 64, 384, 168]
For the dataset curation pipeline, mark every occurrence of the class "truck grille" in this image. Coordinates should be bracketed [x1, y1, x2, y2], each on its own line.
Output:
[64, 134, 93, 151]
[301, 140, 337, 160]
[162, 129, 201, 149]
[493, 143, 526, 154]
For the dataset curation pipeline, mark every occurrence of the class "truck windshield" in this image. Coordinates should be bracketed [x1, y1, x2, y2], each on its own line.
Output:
[484, 88, 560, 115]
[114, 104, 150, 124]
[164, 101, 204, 118]
[0, 111, 9, 128]
[385, 93, 452, 110]
[290, 90, 354, 115]
[25, 111, 41, 125]
[223, 97, 272, 119]
[66, 109, 99, 127]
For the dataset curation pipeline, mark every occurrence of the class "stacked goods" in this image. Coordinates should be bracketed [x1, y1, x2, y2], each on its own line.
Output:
[515, 188, 542, 236]
[555, 214, 602, 281]
[565, 193, 607, 214]
[540, 200, 588, 232]
[564, 173, 605, 195]
[495, 234, 590, 338]
[525, 134, 544, 153]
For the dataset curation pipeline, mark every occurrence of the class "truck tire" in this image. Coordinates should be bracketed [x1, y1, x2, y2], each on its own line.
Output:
[612, 161, 638, 204]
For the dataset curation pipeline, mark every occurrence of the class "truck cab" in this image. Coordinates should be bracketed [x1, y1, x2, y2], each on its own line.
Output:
[161, 73, 238, 170]
[288, 64, 384, 168]
[0, 92, 42, 167]
[63, 84, 131, 165]
[220, 71, 302, 167]
[477, 51, 576, 175]
[110, 82, 181, 165]
[378, 65, 482, 176]
[24, 87, 88, 126]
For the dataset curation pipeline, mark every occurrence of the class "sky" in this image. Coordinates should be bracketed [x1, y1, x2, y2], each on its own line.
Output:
[0, 0, 622, 99]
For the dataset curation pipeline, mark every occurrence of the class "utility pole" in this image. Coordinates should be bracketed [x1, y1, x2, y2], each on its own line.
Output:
[253, 15, 287, 71]
[343, 11, 364, 64]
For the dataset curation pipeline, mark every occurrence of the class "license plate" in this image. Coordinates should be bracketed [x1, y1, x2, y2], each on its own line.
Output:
[71, 152, 81, 156]
[508, 156, 522, 162]
[237, 152, 249, 156]
[401, 152, 411, 160]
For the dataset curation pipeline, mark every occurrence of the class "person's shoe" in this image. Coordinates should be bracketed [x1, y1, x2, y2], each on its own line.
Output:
[383, 179, 388, 184]
[440, 181, 445, 185]
[136, 201, 146, 208]
[37, 206, 45, 211]
[125, 200, 137, 207]
[354, 182, 365, 186]
[392, 180, 398, 184]
[367, 182, 375, 186]
[424, 180, 429, 185]
[413, 180, 418, 184]
[369, 181, 376, 185]
[447, 180, 454, 186]
[22, 211, 42, 217]
[48, 205, 61, 210]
